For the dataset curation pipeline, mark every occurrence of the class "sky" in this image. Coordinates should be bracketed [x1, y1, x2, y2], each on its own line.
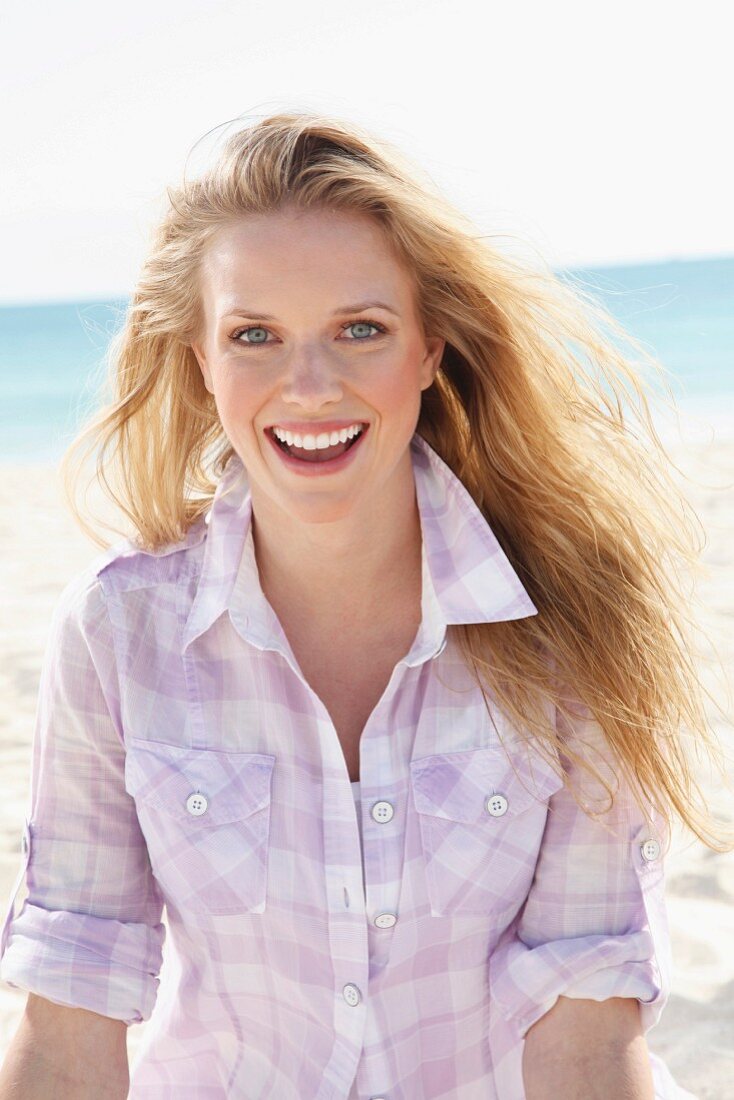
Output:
[2, 0, 732, 305]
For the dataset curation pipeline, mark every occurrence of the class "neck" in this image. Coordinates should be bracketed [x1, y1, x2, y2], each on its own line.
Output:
[250, 466, 423, 625]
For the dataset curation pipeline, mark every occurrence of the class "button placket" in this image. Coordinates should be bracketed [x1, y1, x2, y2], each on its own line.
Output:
[363, 801, 397, 922]
[343, 982, 362, 1006]
[371, 800, 394, 824]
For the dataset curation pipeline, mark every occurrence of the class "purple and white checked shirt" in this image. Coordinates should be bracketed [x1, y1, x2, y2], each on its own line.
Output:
[1, 432, 694, 1099]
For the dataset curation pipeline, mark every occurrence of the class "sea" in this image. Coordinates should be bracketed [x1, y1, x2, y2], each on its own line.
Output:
[0, 255, 732, 463]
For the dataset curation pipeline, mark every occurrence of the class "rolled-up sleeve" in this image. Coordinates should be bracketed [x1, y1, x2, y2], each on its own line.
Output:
[489, 701, 675, 1097]
[0, 570, 165, 1025]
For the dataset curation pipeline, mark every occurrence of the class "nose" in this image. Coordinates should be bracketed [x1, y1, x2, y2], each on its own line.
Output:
[280, 348, 344, 408]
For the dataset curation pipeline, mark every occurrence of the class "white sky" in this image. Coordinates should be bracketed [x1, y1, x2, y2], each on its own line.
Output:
[2, 0, 732, 305]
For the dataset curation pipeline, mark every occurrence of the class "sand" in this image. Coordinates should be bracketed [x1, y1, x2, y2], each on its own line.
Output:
[0, 444, 732, 1096]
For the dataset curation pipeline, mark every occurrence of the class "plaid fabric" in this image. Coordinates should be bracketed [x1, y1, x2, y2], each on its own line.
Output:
[0, 432, 691, 1098]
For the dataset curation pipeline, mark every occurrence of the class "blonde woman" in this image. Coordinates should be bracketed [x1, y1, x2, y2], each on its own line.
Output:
[0, 112, 730, 1099]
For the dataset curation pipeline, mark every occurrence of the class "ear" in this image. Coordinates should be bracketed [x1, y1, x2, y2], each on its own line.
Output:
[191, 340, 214, 395]
[420, 335, 445, 391]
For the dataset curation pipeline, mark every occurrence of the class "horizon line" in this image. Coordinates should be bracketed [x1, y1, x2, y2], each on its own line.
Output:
[1, 249, 732, 311]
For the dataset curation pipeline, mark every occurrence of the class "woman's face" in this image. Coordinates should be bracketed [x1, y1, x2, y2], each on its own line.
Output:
[191, 206, 445, 525]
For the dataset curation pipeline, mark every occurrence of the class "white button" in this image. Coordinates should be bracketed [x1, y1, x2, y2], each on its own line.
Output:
[343, 983, 361, 1006]
[486, 794, 508, 817]
[371, 801, 394, 824]
[640, 838, 661, 861]
[374, 912, 397, 928]
[186, 792, 209, 816]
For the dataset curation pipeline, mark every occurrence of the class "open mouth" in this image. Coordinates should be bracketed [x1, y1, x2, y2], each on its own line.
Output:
[267, 425, 368, 464]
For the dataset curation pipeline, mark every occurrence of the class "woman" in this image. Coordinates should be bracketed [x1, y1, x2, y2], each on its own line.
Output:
[0, 112, 730, 1099]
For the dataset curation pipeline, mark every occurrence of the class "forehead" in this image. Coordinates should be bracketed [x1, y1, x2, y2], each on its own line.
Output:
[199, 207, 416, 308]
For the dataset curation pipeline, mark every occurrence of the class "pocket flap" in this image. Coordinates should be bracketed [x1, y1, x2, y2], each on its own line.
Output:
[410, 745, 564, 823]
[124, 738, 276, 826]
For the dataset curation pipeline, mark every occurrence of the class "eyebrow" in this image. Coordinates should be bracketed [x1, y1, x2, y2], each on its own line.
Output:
[219, 301, 400, 321]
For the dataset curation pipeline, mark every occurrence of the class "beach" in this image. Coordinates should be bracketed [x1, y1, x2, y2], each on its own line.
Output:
[0, 444, 732, 1096]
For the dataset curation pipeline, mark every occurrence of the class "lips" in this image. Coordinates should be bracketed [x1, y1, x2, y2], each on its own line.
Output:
[265, 422, 369, 475]
[267, 426, 362, 462]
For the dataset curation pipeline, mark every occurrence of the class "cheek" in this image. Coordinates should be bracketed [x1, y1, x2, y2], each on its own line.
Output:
[209, 374, 260, 435]
[376, 351, 426, 409]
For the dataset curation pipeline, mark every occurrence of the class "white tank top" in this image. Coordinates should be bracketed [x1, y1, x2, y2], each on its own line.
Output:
[350, 781, 363, 856]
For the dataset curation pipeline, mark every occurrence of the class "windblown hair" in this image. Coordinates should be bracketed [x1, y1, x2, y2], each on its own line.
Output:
[61, 110, 733, 851]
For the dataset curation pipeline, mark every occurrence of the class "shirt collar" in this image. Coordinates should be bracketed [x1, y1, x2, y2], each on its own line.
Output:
[182, 432, 537, 662]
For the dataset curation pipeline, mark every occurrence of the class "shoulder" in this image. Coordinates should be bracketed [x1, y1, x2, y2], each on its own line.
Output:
[91, 517, 209, 597]
[50, 518, 209, 636]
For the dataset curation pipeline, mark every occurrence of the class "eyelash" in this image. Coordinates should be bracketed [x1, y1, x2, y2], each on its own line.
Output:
[228, 318, 388, 346]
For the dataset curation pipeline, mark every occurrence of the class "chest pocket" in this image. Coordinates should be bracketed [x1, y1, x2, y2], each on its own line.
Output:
[410, 745, 564, 918]
[124, 738, 276, 917]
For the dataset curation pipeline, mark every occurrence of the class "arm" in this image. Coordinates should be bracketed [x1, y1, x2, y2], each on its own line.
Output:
[522, 995, 655, 1100]
[0, 571, 165, 1022]
[487, 701, 672, 1099]
[0, 994, 128, 1099]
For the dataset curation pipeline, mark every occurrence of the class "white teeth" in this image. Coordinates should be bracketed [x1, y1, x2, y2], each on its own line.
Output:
[272, 423, 364, 449]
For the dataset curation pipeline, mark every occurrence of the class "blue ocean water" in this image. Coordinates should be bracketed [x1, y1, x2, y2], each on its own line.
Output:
[0, 297, 130, 463]
[0, 257, 732, 463]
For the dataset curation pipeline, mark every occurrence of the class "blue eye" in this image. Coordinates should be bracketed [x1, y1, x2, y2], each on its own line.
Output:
[229, 318, 387, 346]
[232, 326, 270, 344]
[342, 321, 384, 339]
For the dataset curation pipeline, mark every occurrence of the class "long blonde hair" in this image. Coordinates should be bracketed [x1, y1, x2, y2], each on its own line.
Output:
[61, 110, 733, 852]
